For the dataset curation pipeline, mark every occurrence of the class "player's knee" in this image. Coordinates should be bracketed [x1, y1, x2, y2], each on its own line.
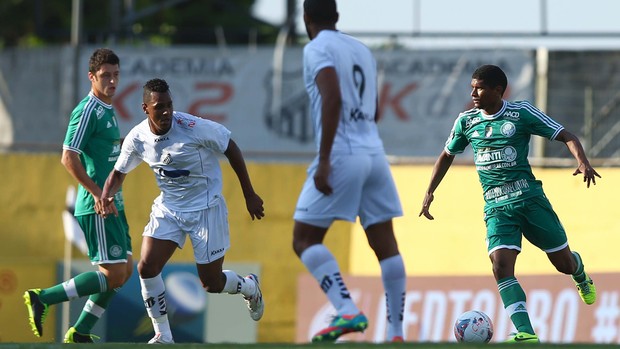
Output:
[106, 272, 128, 289]
[137, 260, 162, 279]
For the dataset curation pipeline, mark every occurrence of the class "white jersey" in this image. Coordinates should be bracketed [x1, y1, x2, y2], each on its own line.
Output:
[115, 111, 231, 212]
[303, 30, 384, 155]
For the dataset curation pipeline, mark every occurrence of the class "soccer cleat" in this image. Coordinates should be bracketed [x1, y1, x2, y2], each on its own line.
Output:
[575, 275, 596, 305]
[244, 274, 264, 321]
[23, 289, 49, 337]
[148, 333, 175, 344]
[311, 312, 369, 343]
[505, 332, 539, 343]
[64, 327, 99, 343]
[390, 336, 404, 342]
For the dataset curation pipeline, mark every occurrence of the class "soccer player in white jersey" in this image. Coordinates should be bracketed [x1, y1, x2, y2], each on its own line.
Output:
[97, 78, 265, 344]
[293, 0, 406, 343]
[24, 48, 133, 343]
[420, 65, 600, 343]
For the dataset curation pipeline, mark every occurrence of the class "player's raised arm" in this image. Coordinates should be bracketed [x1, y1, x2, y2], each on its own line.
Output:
[223, 139, 265, 221]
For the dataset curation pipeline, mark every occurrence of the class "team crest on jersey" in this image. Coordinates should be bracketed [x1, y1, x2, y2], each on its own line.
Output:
[501, 122, 516, 137]
[96, 106, 105, 119]
[162, 153, 172, 165]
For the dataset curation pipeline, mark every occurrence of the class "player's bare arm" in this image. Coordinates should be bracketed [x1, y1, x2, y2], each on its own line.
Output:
[224, 139, 265, 220]
[314, 67, 341, 196]
[61, 149, 103, 200]
[97, 169, 127, 218]
[555, 129, 601, 187]
[419, 150, 456, 220]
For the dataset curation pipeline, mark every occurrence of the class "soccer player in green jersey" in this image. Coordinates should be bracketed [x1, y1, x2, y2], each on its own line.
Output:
[23, 48, 133, 343]
[419, 65, 601, 343]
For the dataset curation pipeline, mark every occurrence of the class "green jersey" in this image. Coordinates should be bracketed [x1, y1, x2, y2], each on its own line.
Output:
[63, 92, 124, 216]
[445, 100, 564, 209]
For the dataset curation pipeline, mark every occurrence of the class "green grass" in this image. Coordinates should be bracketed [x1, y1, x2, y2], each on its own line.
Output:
[0, 343, 619, 349]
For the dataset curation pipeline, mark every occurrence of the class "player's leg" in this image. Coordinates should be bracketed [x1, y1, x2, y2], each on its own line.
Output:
[359, 153, 405, 342]
[191, 202, 264, 321]
[138, 236, 177, 344]
[66, 213, 134, 343]
[23, 214, 113, 338]
[293, 154, 369, 342]
[195, 258, 263, 320]
[486, 205, 538, 342]
[138, 203, 187, 343]
[522, 196, 596, 305]
[364, 221, 405, 342]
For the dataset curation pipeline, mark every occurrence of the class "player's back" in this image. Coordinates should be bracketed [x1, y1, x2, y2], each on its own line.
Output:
[304, 30, 383, 154]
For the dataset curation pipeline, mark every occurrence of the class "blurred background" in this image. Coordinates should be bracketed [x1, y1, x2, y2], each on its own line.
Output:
[0, 0, 619, 344]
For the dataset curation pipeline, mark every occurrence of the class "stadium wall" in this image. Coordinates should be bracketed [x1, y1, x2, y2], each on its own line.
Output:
[0, 153, 617, 343]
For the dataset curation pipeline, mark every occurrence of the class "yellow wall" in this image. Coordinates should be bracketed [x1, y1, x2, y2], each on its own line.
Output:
[350, 165, 620, 276]
[0, 153, 350, 343]
[0, 153, 618, 342]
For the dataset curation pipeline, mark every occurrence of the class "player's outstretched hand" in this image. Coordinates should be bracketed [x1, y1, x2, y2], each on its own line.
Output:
[572, 163, 601, 188]
[245, 192, 265, 221]
[419, 192, 435, 220]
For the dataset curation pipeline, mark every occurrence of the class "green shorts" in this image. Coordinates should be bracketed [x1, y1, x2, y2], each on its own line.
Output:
[76, 212, 132, 264]
[484, 195, 568, 254]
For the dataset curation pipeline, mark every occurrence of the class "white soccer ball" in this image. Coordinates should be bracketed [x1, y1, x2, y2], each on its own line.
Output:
[454, 310, 494, 343]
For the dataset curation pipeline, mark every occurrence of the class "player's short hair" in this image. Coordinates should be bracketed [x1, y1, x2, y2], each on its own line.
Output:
[472, 65, 508, 96]
[88, 48, 119, 74]
[304, 0, 338, 25]
[143, 78, 170, 102]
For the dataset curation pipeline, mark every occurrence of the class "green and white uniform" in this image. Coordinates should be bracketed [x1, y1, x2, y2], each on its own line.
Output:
[445, 100, 567, 253]
[63, 92, 131, 264]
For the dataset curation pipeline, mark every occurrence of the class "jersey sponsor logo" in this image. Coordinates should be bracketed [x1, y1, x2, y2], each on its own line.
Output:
[503, 110, 520, 120]
[501, 122, 516, 137]
[472, 130, 480, 137]
[465, 116, 483, 129]
[106, 121, 113, 128]
[157, 168, 190, 178]
[475, 146, 517, 165]
[154, 136, 169, 142]
[95, 106, 105, 119]
[483, 179, 529, 202]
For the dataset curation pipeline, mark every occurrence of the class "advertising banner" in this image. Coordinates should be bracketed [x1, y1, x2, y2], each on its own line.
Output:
[79, 47, 533, 158]
[296, 273, 620, 344]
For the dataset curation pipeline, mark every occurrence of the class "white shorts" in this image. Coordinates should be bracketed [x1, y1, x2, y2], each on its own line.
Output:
[143, 199, 230, 264]
[294, 152, 402, 229]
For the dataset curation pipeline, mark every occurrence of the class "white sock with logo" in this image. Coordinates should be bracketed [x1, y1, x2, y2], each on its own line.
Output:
[380, 254, 406, 340]
[140, 274, 173, 341]
[222, 270, 256, 297]
[301, 244, 359, 316]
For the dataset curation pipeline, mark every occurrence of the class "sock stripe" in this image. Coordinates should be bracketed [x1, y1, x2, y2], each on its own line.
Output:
[83, 299, 106, 318]
[63, 279, 79, 299]
[96, 271, 108, 292]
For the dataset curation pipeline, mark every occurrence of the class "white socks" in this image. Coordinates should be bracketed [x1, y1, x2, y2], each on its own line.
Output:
[380, 254, 406, 340]
[300, 244, 359, 316]
[140, 274, 173, 341]
[222, 270, 256, 297]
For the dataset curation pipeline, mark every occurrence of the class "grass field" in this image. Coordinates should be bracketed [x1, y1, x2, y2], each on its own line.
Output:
[0, 343, 618, 349]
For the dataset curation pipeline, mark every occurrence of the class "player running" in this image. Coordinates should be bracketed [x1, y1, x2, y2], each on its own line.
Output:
[97, 78, 264, 344]
[420, 64, 600, 343]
